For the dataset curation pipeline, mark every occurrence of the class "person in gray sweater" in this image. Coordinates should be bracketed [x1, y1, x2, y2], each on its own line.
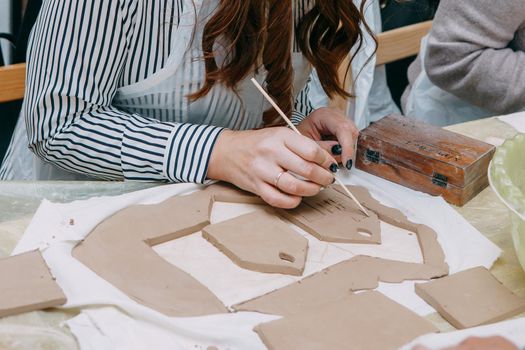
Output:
[403, 0, 525, 122]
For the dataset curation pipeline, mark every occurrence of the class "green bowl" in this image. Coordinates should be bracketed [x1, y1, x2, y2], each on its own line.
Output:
[489, 133, 525, 271]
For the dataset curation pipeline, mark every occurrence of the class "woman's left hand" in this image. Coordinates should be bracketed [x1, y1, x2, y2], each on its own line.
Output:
[297, 107, 359, 170]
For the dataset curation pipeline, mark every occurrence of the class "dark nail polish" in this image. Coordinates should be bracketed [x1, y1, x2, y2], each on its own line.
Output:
[330, 163, 339, 173]
[346, 159, 353, 170]
[332, 177, 336, 184]
[331, 144, 342, 156]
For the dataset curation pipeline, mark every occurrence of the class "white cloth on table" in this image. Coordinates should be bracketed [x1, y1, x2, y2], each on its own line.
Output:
[12, 170, 501, 349]
[499, 111, 525, 133]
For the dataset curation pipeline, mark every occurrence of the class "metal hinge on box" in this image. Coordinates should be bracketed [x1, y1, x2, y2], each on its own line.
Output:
[432, 172, 448, 188]
[365, 149, 380, 163]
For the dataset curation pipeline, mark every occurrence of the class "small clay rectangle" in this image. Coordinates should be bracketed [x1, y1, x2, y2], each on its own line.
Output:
[0, 251, 67, 318]
[415, 267, 525, 329]
[255, 291, 438, 350]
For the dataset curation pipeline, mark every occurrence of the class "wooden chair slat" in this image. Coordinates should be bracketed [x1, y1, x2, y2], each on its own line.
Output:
[0, 63, 26, 103]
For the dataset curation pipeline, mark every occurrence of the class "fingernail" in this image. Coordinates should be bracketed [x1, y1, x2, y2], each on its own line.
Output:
[330, 163, 339, 173]
[331, 178, 336, 184]
[346, 159, 353, 170]
[331, 144, 342, 156]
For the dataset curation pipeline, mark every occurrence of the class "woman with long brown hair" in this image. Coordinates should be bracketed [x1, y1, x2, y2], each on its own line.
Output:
[1, 0, 369, 208]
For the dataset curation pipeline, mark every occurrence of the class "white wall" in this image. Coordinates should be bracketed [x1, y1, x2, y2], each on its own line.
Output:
[0, 0, 13, 64]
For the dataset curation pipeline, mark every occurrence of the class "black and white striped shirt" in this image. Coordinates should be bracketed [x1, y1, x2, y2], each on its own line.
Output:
[1, 0, 315, 182]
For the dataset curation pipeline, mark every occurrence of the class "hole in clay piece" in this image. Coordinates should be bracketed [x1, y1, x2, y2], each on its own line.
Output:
[358, 231, 372, 238]
[279, 252, 296, 263]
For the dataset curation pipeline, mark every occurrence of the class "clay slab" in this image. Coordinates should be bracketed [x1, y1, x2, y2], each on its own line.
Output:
[202, 210, 308, 276]
[119, 190, 212, 245]
[416, 224, 447, 270]
[0, 250, 66, 318]
[415, 266, 525, 329]
[335, 185, 449, 271]
[205, 182, 264, 205]
[278, 187, 382, 244]
[234, 255, 447, 317]
[255, 291, 438, 350]
[73, 191, 227, 317]
[235, 188, 449, 317]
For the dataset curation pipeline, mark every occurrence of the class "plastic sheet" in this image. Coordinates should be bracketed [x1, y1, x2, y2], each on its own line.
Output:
[490, 134, 525, 271]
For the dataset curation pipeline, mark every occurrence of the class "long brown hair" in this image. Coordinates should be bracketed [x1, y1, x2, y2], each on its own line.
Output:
[189, 0, 372, 126]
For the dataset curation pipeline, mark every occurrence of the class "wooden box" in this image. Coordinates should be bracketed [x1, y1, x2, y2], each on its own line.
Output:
[355, 115, 496, 206]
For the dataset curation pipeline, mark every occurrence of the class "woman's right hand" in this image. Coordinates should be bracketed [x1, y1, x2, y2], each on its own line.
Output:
[207, 127, 338, 208]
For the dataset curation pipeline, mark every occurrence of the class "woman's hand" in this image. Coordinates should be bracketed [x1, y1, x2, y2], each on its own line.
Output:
[412, 336, 518, 350]
[207, 127, 337, 208]
[297, 107, 359, 170]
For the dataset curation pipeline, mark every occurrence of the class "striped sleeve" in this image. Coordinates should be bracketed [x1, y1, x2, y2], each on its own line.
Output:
[24, 0, 223, 183]
[291, 77, 315, 125]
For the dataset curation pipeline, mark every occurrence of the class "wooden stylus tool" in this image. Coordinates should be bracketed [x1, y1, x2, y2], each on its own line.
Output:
[251, 78, 370, 217]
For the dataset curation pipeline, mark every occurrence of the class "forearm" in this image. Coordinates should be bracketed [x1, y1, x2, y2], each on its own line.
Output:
[28, 105, 224, 182]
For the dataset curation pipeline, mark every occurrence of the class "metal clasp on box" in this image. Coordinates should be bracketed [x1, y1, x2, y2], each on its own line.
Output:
[365, 149, 380, 163]
[432, 172, 448, 188]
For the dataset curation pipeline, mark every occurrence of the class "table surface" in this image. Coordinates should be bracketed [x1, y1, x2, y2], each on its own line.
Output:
[0, 117, 524, 349]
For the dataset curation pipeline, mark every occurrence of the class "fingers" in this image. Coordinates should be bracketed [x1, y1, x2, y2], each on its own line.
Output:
[259, 162, 323, 197]
[258, 181, 302, 209]
[317, 140, 342, 164]
[304, 107, 359, 170]
[453, 336, 518, 350]
[252, 158, 323, 202]
[334, 122, 358, 170]
[276, 149, 335, 187]
[284, 133, 338, 171]
[274, 171, 322, 197]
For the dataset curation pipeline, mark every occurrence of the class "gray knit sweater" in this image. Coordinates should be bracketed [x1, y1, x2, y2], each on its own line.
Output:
[405, 0, 525, 115]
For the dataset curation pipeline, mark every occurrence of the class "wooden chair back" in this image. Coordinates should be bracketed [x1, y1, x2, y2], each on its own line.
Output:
[0, 63, 26, 103]
[331, 20, 432, 111]
[376, 20, 432, 66]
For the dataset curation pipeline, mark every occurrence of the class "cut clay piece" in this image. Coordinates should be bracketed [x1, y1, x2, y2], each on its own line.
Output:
[0, 250, 66, 318]
[334, 185, 449, 271]
[416, 224, 447, 269]
[234, 255, 447, 317]
[73, 191, 227, 317]
[255, 291, 438, 350]
[205, 182, 264, 205]
[278, 187, 382, 244]
[333, 184, 419, 231]
[234, 188, 450, 317]
[202, 210, 308, 276]
[415, 266, 525, 329]
[119, 190, 212, 245]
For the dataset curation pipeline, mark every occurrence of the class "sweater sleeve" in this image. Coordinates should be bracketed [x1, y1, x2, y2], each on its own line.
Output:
[425, 0, 525, 114]
[25, 0, 223, 183]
